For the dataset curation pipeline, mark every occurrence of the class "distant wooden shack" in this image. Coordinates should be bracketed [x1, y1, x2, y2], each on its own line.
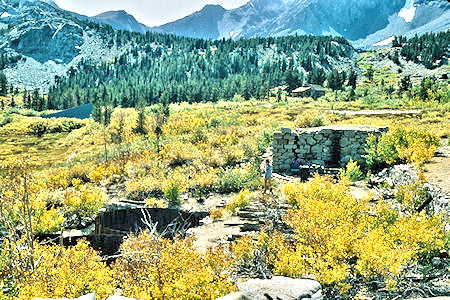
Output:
[291, 84, 326, 99]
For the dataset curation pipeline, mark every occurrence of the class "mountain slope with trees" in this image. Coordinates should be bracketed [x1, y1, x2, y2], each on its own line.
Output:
[47, 34, 355, 110]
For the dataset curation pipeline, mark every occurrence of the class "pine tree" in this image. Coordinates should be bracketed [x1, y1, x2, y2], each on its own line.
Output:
[366, 66, 374, 82]
[92, 101, 103, 123]
[32, 89, 40, 111]
[10, 95, 16, 108]
[347, 69, 357, 89]
[284, 69, 301, 92]
[134, 101, 148, 135]
[0, 70, 7, 96]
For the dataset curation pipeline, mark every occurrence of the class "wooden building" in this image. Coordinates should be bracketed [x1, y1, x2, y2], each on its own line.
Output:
[291, 84, 326, 99]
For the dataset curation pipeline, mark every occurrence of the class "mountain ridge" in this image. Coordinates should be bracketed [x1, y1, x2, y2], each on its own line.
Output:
[40, 0, 449, 48]
[150, 0, 450, 47]
[91, 10, 151, 34]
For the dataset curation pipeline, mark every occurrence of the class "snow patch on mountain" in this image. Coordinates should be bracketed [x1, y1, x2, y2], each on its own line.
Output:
[373, 36, 395, 47]
[398, 0, 416, 22]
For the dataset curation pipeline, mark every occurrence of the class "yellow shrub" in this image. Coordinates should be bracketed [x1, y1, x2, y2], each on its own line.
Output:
[161, 141, 197, 167]
[226, 189, 253, 214]
[274, 175, 446, 286]
[125, 174, 164, 199]
[398, 141, 436, 167]
[294, 111, 327, 128]
[209, 208, 225, 221]
[192, 168, 218, 191]
[108, 107, 138, 144]
[223, 145, 245, 166]
[46, 169, 70, 190]
[64, 186, 107, 217]
[354, 227, 416, 277]
[366, 126, 440, 168]
[339, 159, 363, 182]
[199, 148, 225, 168]
[17, 241, 115, 300]
[88, 165, 107, 183]
[280, 176, 368, 284]
[162, 113, 207, 136]
[113, 231, 235, 300]
[144, 198, 166, 208]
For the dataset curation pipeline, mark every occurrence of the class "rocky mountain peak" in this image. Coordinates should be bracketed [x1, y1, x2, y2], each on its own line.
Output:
[152, 0, 448, 47]
[201, 4, 226, 12]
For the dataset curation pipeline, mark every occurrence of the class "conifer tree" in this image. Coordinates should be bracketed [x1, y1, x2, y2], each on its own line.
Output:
[0, 70, 7, 96]
[10, 95, 16, 108]
[347, 69, 357, 89]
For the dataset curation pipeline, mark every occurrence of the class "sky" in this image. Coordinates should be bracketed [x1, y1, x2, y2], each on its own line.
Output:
[53, 0, 250, 27]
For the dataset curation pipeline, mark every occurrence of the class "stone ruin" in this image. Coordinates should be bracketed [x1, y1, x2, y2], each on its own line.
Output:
[272, 125, 388, 173]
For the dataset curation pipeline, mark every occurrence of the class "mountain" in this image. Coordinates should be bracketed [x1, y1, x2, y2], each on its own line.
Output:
[152, 0, 450, 47]
[91, 10, 152, 34]
[0, 0, 125, 90]
[353, 0, 450, 48]
[56, 0, 448, 47]
[158, 5, 226, 39]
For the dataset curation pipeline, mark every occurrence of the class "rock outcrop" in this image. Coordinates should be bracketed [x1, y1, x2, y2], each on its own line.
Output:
[236, 276, 322, 300]
[0, 0, 124, 91]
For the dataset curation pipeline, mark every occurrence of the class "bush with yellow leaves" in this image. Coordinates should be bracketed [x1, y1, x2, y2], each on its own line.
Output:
[0, 158, 64, 237]
[365, 126, 440, 169]
[209, 207, 225, 221]
[16, 240, 116, 300]
[162, 112, 207, 136]
[233, 175, 446, 291]
[108, 108, 138, 144]
[144, 197, 166, 208]
[125, 175, 164, 200]
[394, 172, 429, 213]
[294, 111, 328, 128]
[280, 175, 444, 286]
[64, 185, 107, 217]
[163, 177, 187, 206]
[191, 167, 218, 197]
[113, 231, 236, 300]
[161, 141, 197, 167]
[340, 159, 363, 182]
[226, 189, 253, 214]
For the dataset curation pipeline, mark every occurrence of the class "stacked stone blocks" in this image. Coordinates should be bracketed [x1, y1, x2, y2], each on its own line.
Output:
[273, 125, 388, 172]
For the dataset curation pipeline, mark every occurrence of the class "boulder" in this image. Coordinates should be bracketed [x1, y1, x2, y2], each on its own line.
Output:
[411, 298, 450, 300]
[237, 276, 322, 300]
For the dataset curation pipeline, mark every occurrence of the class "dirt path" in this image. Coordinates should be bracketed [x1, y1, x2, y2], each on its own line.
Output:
[423, 140, 450, 195]
[330, 109, 422, 116]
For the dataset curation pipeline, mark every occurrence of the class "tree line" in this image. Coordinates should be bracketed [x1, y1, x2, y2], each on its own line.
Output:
[393, 30, 450, 69]
[45, 25, 353, 111]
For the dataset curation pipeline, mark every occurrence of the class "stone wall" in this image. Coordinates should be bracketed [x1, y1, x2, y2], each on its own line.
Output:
[273, 125, 388, 172]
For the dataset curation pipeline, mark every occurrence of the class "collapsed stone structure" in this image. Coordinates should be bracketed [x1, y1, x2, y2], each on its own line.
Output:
[273, 125, 388, 172]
